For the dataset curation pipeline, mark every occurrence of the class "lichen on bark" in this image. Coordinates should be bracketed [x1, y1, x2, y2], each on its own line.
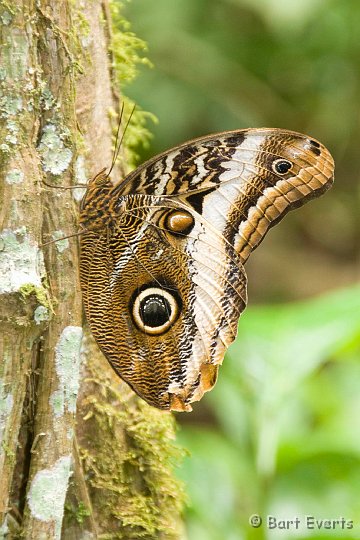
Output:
[27, 455, 72, 540]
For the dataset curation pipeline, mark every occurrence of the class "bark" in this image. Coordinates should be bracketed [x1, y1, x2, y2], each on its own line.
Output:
[0, 1, 184, 539]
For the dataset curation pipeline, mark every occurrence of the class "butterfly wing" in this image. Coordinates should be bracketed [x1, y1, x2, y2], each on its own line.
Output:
[80, 128, 334, 411]
[117, 128, 334, 262]
[80, 198, 247, 410]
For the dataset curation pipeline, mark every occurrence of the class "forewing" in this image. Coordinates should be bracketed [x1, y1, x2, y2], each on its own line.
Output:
[116, 128, 334, 262]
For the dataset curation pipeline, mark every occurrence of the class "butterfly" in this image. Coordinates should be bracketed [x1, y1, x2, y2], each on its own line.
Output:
[79, 128, 334, 412]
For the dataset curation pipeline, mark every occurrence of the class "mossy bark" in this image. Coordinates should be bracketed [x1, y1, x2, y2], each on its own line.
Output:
[0, 1, 184, 539]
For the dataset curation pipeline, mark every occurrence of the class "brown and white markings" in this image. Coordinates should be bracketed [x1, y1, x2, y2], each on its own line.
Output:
[79, 128, 334, 411]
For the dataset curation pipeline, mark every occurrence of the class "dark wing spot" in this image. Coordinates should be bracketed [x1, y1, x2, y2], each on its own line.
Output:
[186, 187, 216, 214]
[272, 159, 292, 175]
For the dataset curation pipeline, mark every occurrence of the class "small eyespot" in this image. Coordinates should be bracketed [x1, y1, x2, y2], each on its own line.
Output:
[164, 209, 194, 236]
[307, 139, 321, 156]
[272, 159, 292, 175]
[132, 287, 179, 335]
[309, 139, 321, 148]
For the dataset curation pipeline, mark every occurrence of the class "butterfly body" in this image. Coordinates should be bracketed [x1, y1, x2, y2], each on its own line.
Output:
[79, 128, 334, 411]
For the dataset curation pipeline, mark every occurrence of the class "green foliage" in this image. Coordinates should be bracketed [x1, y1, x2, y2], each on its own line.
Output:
[124, 0, 360, 154]
[118, 96, 158, 170]
[177, 286, 360, 539]
[110, 0, 152, 85]
[110, 1, 156, 167]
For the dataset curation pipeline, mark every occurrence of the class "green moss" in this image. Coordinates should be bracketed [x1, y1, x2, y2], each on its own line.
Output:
[0, 379, 14, 462]
[117, 96, 158, 170]
[109, 0, 152, 85]
[65, 501, 91, 525]
[1, 441, 16, 465]
[19, 283, 50, 309]
[80, 365, 185, 539]
[109, 0, 156, 168]
[0, 1, 16, 16]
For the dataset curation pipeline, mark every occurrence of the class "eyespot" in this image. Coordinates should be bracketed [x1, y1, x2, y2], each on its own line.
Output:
[307, 139, 321, 156]
[164, 209, 195, 237]
[132, 287, 179, 335]
[272, 159, 292, 175]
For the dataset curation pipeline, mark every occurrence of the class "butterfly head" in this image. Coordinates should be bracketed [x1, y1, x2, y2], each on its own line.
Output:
[79, 168, 117, 231]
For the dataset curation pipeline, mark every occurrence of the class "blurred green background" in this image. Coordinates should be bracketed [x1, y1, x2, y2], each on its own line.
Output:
[121, 0, 360, 538]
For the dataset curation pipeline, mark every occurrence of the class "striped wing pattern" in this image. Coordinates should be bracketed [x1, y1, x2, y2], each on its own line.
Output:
[80, 128, 334, 411]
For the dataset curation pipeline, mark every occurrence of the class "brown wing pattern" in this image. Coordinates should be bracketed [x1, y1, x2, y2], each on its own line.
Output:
[117, 128, 334, 262]
[80, 128, 334, 411]
[80, 198, 247, 410]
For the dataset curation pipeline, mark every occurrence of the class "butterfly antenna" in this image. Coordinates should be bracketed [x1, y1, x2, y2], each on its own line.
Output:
[107, 102, 125, 177]
[107, 102, 136, 178]
[42, 180, 87, 190]
[40, 228, 87, 247]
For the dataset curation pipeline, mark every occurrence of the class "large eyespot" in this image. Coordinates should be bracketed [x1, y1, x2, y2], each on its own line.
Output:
[272, 159, 292, 175]
[132, 287, 180, 335]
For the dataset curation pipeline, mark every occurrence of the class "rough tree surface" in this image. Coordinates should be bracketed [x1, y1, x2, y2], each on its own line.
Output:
[0, 1, 184, 539]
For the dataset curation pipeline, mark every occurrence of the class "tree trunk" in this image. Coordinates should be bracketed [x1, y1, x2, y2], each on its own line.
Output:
[0, 1, 184, 539]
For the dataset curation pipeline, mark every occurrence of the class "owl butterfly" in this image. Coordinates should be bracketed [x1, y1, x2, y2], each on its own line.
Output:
[79, 128, 334, 412]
